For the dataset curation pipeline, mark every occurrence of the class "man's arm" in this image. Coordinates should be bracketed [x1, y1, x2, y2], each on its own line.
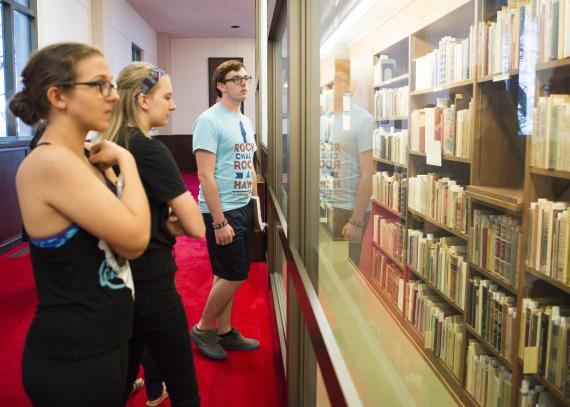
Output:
[342, 149, 374, 243]
[351, 149, 374, 222]
[252, 166, 258, 196]
[195, 149, 235, 245]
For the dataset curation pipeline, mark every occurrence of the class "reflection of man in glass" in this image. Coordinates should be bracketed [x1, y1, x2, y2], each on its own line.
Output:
[320, 94, 374, 268]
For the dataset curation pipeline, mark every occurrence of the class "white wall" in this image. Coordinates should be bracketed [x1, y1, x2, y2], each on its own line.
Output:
[170, 38, 256, 135]
[38, 0, 156, 79]
[37, 0, 91, 46]
[91, 0, 157, 77]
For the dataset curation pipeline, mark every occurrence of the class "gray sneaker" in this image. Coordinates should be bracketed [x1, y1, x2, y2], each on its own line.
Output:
[190, 325, 227, 360]
[218, 328, 260, 351]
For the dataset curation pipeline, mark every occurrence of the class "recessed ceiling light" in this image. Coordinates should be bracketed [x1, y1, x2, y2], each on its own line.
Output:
[231, 25, 240, 29]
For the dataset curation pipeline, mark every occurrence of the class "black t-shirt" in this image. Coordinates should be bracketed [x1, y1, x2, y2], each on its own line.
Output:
[117, 128, 187, 285]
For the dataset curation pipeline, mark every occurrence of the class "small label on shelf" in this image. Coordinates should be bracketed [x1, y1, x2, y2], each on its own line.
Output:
[493, 73, 510, 82]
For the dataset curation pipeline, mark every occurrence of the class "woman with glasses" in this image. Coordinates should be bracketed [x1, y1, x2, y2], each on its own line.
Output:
[10, 43, 150, 406]
[101, 62, 204, 407]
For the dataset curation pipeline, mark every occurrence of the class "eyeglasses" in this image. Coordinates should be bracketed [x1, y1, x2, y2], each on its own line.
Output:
[59, 79, 116, 97]
[222, 75, 252, 85]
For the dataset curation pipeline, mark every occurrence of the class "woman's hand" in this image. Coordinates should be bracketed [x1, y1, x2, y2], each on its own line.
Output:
[88, 140, 132, 170]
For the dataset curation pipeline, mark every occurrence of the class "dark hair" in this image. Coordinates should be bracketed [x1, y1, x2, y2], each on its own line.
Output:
[212, 60, 245, 98]
[9, 42, 103, 126]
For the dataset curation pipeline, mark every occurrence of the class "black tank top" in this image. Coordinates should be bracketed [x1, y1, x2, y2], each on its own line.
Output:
[25, 142, 134, 360]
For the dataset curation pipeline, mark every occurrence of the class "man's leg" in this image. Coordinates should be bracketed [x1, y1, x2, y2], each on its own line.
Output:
[197, 277, 243, 330]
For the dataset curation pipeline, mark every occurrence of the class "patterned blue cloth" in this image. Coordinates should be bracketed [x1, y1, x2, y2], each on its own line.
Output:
[30, 224, 80, 248]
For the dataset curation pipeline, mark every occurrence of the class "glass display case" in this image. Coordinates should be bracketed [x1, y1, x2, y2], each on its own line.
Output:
[311, 0, 570, 405]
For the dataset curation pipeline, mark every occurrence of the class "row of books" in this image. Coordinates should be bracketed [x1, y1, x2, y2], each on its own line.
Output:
[465, 339, 513, 406]
[407, 174, 468, 235]
[477, 4, 524, 77]
[413, 27, 475, 91]
[519, 299, 570, 397]
[530, 95, 570, 172]
[520, 376, 559, 406]
[406, 230, 467, 310]
[373, 54, 397, 86]
[535, 0, 570, 63]
[469, 210, 521, 287]
[409, 96, 473, 159]
[372, 215, 405, 264]
[466, 277, 517, 363]
[373, 86, 409, 120]
[372, 127, 408, 166]
[405, 281, 464, 379]
[373, 251, 405, 312]
[372, 171, 407, 216]
[526, 199, 570, 286]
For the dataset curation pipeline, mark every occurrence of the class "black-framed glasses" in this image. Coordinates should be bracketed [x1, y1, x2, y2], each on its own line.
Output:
[222, 75, 252, 85]
[59, 79, 116, 97]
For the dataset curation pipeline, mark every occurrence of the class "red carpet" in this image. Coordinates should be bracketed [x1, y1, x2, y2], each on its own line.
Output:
[0, 171, 286, 407]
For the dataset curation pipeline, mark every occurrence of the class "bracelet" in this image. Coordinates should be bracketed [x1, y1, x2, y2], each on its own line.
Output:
[348, 218, 365, 228]
[212, 219, 228, 230]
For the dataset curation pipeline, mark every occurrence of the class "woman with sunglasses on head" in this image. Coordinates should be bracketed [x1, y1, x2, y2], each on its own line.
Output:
[102, 62, 205, 407]
[11, 43, 150, 407]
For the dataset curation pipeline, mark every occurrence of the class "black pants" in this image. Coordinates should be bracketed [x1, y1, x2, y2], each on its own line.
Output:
[124, 289, 199, 406]
[23, 342, 128, 407]
[142, 346, 163, 400]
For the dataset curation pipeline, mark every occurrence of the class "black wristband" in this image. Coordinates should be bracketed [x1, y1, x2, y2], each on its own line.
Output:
[212, 219, 228, 230]
[348, 218, 365, 228]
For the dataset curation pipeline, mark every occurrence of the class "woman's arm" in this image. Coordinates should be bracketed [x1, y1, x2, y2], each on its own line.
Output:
[167, 191, 205, 239]
[19, 142, 150, 259]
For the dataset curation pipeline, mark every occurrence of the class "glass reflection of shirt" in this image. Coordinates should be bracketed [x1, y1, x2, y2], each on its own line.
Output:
[319, 103, 373, 210]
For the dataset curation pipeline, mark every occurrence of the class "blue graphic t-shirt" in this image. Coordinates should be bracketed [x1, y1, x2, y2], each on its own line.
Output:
[193, 103, 257, 213]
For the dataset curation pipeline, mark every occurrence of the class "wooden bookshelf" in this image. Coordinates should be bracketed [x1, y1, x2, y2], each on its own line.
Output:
[358, 0, 564, 404]
[375, 116, 408, 122]
[372, 240, 406, 271]
[465, 324, 514, 371]
[466, 185, 524, 214]
[536, 58, 570, 72]
[526, 268, 570, 296]
[409, 150, 471, 164]
[529, 166, 570, 181]
[468, 261, 518, 296]
[407, 207, 468, 240]
[530, 374, 570, 406]
[363, 271, 471, 406]
[476, 70, 519, 84]
[372, 156, 407, 168]
[408, 265, 464, 313]
[410, 78, 473, 96]
[370, 198, 405, 220]
[374, 73, 409, 89]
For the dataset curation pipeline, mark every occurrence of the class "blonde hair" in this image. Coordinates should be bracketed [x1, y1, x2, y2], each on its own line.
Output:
[101, 62, 164, 145]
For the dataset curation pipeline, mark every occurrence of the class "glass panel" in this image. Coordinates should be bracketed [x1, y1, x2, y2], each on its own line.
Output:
[14, 10, 32, 137]
[14, 0, 30, 7]
[0, 4, 6, 137]
[276, 23, 289, 218]
[315, 0, 467, 404]
[316, 363, 332, 407]
[313, 0, 570, 405]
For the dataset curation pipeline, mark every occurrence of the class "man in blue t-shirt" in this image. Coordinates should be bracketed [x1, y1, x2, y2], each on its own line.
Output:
[190, 60, 259, 360]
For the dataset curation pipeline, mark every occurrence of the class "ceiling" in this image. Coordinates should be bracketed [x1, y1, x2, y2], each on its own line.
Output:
[127, 0, 255, 38]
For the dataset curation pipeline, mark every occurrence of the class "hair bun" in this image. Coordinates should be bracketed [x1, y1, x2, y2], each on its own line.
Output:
[9, 91, 39, 125]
